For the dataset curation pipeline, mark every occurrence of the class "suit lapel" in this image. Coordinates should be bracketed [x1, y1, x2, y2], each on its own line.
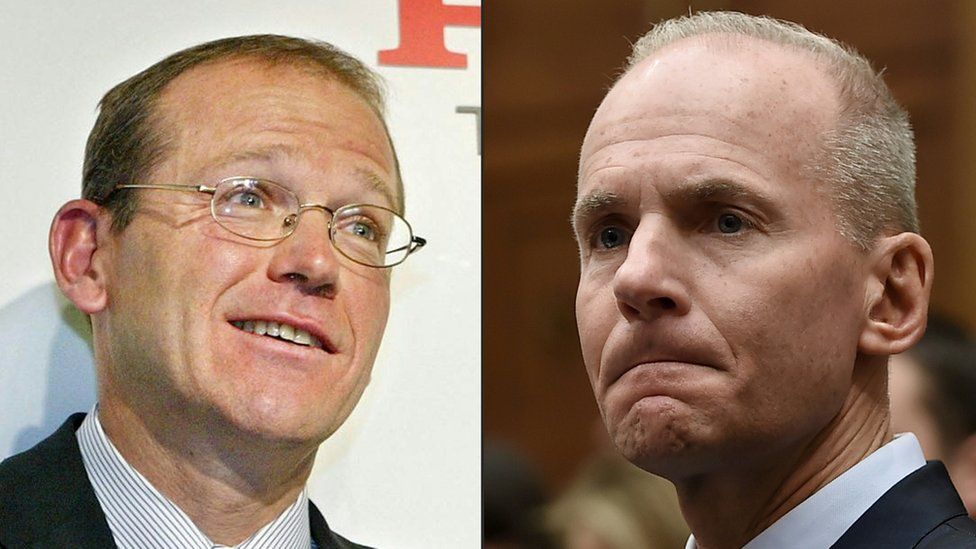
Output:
[309, 500, 372, 549]
[0, 413, 117, 548]
[832, 461, 968, 548]
[4, 415, 369, 549]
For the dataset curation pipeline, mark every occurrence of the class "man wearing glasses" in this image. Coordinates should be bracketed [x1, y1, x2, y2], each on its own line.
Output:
[0, 35, 422, 548]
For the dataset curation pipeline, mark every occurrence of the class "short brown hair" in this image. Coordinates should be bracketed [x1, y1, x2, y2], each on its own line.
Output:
[83, 34, 402, 232]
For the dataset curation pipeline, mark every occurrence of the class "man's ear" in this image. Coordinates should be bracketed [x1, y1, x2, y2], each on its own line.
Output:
[859, 232, 934, 355]
[49, 199, 112, 315]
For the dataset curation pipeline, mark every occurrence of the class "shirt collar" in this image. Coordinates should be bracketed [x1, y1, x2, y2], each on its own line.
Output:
[77, 405, 312, 549]
[685, 433, 926, 549]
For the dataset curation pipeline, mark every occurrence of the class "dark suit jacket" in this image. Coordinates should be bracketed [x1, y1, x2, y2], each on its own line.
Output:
[833, 461, 976, 548]
[0, 414, 371, 548]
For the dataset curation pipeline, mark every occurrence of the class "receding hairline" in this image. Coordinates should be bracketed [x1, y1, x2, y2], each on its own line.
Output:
[579, 32, 844, 186]
[623, 30, 842, 95]
[607, 13, 919, 247]
[581, 30, 843, 161]
[624, 11, 857, 73]
[616, 24, 856, 147]
[145, 54, 405, 212]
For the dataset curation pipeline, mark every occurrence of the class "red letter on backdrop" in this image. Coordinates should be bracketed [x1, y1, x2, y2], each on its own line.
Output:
[379, 0, 481, 68]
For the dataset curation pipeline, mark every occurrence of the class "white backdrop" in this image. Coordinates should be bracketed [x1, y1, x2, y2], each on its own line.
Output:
[0, 1, 481, 547]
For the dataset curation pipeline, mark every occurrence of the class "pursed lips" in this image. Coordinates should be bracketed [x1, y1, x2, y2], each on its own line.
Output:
[601, 347, 724, 393]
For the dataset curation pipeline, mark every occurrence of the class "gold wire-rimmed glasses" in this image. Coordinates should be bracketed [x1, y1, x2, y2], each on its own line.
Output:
[113, 176, 426, 268]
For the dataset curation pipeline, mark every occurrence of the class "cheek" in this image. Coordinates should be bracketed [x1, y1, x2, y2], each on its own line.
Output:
[727, 241, 861, 347]
[716, 249, 864, 424]
[347, 276, 392, 348]
[174, 244, 261, 340]
[111, 237, 190, 327]
[576, 279, 605, 372]
[576, 279, 613, 387]
[114, 233, 261, 352]
[191, 232, 263, 281]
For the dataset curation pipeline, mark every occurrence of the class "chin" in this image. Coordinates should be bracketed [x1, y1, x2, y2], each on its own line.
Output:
[216, 394, 344, 446]
[605, 396, 707, 479]
[614, 433, 715, 481]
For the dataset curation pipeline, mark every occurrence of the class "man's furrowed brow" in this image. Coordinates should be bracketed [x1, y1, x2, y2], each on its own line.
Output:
[572, 190, 624, 234]
[667, 178, 775, 210]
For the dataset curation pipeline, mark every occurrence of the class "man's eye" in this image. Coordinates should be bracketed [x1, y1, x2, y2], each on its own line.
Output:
[337, 215, 383, 242]
[717, 213, 745, 234]
[597, 226, 630, 249]
[229, 191, 266, 208]
[348, 220, 377, 241]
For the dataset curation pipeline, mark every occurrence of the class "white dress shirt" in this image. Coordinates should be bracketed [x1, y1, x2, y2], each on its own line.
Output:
[77, 405, 313, 549]
[685, 433, 926, 549]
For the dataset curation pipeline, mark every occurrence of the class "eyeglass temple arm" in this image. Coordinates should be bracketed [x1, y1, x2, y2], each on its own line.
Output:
[114, 184, 216, 193]
[385, 236, 427, 256]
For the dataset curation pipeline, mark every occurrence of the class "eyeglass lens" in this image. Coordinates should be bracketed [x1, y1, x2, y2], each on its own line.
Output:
[211, 178, 413, 267]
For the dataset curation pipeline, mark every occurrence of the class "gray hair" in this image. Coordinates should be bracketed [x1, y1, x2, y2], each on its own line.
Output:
[627, 11, 917, 250]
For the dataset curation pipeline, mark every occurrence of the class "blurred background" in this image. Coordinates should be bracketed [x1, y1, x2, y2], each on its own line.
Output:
[484, 1, 976, 547]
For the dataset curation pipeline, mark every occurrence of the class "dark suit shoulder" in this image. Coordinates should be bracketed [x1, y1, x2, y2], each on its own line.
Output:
[3, 415, 374, 549]
[0, 414, 88, 520]
[835, 462, 976, 548]
[917, 515, 976, 548]
[0, 413, 117, 548]
[309, 499, 375, 549]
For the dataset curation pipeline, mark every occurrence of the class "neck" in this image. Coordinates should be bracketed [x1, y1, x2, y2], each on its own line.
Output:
[677, 358, 892, 549]
[97, 393, 316, 545]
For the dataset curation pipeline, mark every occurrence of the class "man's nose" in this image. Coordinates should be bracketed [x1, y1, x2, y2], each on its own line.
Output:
[267, 208, 340, 298]
[611, 219, 691, 321]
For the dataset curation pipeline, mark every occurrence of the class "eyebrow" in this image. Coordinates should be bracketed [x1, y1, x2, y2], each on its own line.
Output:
[352, 167, 399, 212]
[571, 178, 777, 234]
[209, 144, 400, 211]
[665, 178, 776, 213]
[571, 190, 625, 234]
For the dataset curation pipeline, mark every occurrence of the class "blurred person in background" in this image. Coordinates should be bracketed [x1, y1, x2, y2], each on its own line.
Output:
[485, 440, 553, 549]
[546, 454, 689, 549]
[891, 314, 976, 517]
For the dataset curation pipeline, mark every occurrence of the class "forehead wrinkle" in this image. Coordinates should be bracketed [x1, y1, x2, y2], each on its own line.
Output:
[585, 133, 777, 172]
[211, 143, 294, 171]
[197, 143, 398, 210]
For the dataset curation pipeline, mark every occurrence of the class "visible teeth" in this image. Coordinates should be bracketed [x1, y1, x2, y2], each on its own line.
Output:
[233, 319, 321, 349]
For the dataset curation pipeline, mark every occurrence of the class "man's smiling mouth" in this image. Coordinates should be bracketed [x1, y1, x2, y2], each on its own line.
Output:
[231, 320, 325, 350]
